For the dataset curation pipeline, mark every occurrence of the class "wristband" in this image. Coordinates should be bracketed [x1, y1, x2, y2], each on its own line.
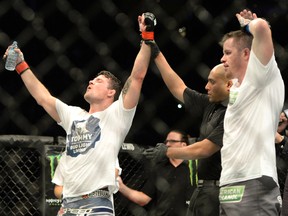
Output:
[16, 61, 30, 75]
[244, 24, 251, 34]
[142, 31, 154, 40]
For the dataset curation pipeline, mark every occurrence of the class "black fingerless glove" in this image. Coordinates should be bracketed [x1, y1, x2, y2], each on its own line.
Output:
[142, 12, 157, 41]
[144, 12, 156, 32]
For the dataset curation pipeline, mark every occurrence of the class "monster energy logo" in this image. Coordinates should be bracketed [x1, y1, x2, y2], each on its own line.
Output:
[47, 154, 62, 179]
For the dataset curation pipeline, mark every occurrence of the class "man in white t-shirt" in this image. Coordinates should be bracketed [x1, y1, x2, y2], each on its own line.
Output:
[53, 157, 122, 216]
[218, 9, 284, 215]
[4, 12, 156, 216]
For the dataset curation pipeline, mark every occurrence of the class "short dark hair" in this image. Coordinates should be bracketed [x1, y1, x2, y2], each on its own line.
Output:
[170, 129, 189, 145]
[219, 30, 253, 51]
[97, 70, 122, 101]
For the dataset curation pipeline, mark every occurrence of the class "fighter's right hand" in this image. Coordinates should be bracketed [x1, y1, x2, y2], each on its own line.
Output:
[3, 46, 29, 75]
[3, 46, 24, 65]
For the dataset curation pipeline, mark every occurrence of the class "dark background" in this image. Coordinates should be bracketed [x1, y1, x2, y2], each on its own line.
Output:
[0, 0, 287, 146]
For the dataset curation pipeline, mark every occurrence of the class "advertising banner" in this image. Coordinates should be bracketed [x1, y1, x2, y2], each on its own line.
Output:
[44, 145, 65, 215]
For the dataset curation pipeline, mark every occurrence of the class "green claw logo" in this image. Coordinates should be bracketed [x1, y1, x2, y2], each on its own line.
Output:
[47, 154, 62, 179]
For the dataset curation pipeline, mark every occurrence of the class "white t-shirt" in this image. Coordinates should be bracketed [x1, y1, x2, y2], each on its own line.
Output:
[52, 157, 122, 192]
[220, 51, 284, 186]
[55, 93, 135, 198]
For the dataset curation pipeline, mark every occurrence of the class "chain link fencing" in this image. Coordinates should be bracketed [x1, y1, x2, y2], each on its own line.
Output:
[1, 135, 288, 216]
[0, 135, 155, 216]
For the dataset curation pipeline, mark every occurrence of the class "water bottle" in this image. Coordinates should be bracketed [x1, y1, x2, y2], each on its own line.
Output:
[5, 41, 18, 71]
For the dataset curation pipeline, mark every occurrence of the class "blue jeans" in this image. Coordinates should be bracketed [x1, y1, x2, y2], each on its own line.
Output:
[59, 196, 114, 216]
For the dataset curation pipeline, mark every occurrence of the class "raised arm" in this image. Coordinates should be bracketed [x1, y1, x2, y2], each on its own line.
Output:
[154, 52, 187, 103]
[4, 47, 60, 122]
[122, 43, 151, 109]
[121, 13, 154, 109]
[236, 9, 273, 65]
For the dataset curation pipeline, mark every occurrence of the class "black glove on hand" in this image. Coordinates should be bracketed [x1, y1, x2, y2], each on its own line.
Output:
[142, 12, 157, 41]
[143, 12, 157, 32]
[143, 143, 168, 163]
[140, 12, 160, 59]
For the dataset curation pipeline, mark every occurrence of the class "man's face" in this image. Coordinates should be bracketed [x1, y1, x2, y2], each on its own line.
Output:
[164, 132, 186, 148]
[205, 66, 230, 103]
[220, 38, 243, 80]
[84, 75, 112, 103]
